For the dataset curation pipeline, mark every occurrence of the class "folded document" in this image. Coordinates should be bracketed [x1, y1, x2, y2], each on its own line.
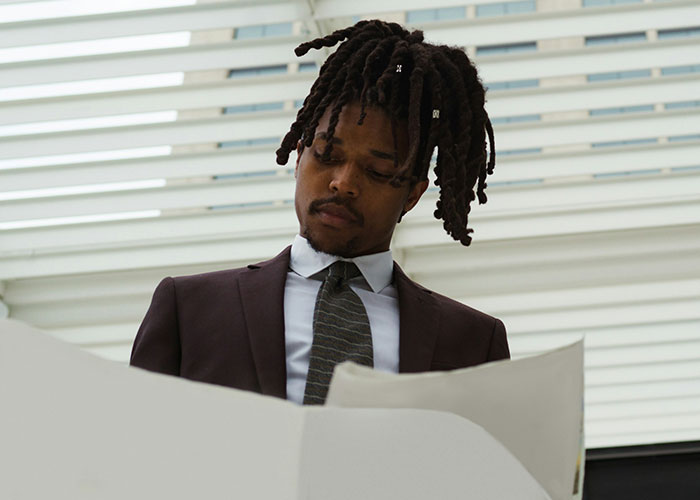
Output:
[0, 319, 581, 499]
[328, 341, 585, 500]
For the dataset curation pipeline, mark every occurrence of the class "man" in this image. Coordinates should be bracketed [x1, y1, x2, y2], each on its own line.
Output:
[131, 20, 509, 404]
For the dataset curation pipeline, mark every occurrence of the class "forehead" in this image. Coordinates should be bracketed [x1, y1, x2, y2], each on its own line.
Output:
[315, 101, 408, 156]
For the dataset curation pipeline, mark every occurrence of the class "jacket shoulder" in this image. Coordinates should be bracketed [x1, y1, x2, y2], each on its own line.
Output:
[397, 274, 510, 365]
[394, 262, 498, 325]
[428, 287, 499, 326]
[170, 266, 247, 288]
[169, 245, 292, 291]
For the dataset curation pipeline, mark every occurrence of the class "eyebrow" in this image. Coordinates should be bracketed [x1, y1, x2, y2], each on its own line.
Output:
[314, 131, 342, 145]
[314, 132, 397, 161]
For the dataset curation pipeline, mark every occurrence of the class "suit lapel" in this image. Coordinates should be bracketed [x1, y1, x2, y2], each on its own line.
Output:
[237, 246, 291, 399]
[394, 262, 440, 373]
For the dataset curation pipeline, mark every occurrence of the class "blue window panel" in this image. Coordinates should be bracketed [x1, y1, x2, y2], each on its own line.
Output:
[589, 104, 654, 116]
[624, 104, 655, 113]
[671, 165, 700, 173]
[665, 100, 700, 110]
[264, 22, 293, 37]
[591, 138, 657, 148]
[219, 137, 281, 148]
[299, 62, 318, 73]
[210, 201, 275, 210]
[407, 7, 466, 23]
[228, 65, 287, 78]
[406, 9, 435, 23]
[251, 137, 280, 146]
[507, 0, 537, 14]
[476, 41, 537, 56]
[216, 171, 279, 180]
[436, 6, 466, 20]
[294, 99, 305, 109]
[235, 25, 264, 39]
[658, 27, 700, 40]
[214, 171, 278, 180]
[587, 69, 652, 82]
[489, 178, 544, 187]
[661, 64, 700, 76]
[589, 107, 617, 116]
[585, 32, 646, 46]
[497, 147, 542, 156]
[583, 0, 642, 6]
[235, 22, 292, 40]
[252, 102, 284, 112]
[223, 102, 285, 114]
[476, 4, 503, 17]
[224, 103, 255, 114]
[668, 134, 700, 142]
[507, 79, 540, 89]
[490, 114, 541, 125]
[594, 168, 662, 178]
[486, 79, 539, 91]
[476, 0, 536, 17]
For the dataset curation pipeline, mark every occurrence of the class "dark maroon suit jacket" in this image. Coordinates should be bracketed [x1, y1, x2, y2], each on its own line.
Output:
[130, 246, 510, 399]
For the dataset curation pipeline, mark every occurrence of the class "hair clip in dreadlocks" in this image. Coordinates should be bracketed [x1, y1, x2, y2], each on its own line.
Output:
[432, 109, 440, 119]
[396, 64, 402, 73]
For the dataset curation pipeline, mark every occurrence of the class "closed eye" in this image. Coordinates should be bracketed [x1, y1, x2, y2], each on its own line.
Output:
[366, 168, 393, 181]
[312, 151, 342, 164]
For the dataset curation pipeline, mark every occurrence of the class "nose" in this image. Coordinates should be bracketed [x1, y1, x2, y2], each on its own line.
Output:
[328, 162, 360, 198]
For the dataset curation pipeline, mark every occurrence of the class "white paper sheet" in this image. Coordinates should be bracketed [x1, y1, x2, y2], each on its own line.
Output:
[0, 319, 303, 500]
[326, 341, 585, 500]
[0, 319, 553, 500]
[299, 408, 550, 500]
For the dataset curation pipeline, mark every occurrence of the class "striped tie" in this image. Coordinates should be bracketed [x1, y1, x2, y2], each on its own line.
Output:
[303, 261, 374, 405]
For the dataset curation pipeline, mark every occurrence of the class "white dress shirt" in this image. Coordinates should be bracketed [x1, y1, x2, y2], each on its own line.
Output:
[283, 234, 400, 404]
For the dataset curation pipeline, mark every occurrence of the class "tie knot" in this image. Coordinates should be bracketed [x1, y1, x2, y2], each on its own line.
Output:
[327, 261, 362, 281]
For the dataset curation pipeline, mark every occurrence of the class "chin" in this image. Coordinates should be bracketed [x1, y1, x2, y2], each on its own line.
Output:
[303, 226, 360, 258]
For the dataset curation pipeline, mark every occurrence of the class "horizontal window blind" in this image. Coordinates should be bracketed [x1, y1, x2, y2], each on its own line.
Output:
[0, 0, 698, 449]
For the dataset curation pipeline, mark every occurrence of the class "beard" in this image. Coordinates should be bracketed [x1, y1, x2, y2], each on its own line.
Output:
[302, 196, 364, 257]
[302, 223, 361, 258]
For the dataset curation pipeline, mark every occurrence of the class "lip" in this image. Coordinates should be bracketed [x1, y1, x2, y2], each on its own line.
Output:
[315, 203, 359, 228]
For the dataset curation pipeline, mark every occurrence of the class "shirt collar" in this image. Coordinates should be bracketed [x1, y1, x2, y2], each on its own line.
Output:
[289, 234, 394, 293]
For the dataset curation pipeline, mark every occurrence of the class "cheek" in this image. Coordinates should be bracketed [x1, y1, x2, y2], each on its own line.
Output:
[295, 165, 313, 197]
[381, 190, 409, 216]
[296, 163, 323, 194]
[369, 194, 406, 228]
[294, 175, 310, 219]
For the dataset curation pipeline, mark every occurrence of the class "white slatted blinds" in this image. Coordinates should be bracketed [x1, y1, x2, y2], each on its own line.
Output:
[1, 0, 699, 449]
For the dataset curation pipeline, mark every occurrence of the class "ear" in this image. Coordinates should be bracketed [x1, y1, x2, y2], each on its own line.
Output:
[403, 179, 429, 214]
[294, 140, 304, 178]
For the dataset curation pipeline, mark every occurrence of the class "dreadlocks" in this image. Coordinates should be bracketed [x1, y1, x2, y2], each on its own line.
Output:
[276, 19, 495, 246]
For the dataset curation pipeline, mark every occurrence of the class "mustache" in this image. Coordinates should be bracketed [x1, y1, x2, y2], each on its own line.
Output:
[308, 196, 364, 225]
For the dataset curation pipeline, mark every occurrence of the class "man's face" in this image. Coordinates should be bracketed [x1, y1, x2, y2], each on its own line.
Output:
[294, 101, 429, 257]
